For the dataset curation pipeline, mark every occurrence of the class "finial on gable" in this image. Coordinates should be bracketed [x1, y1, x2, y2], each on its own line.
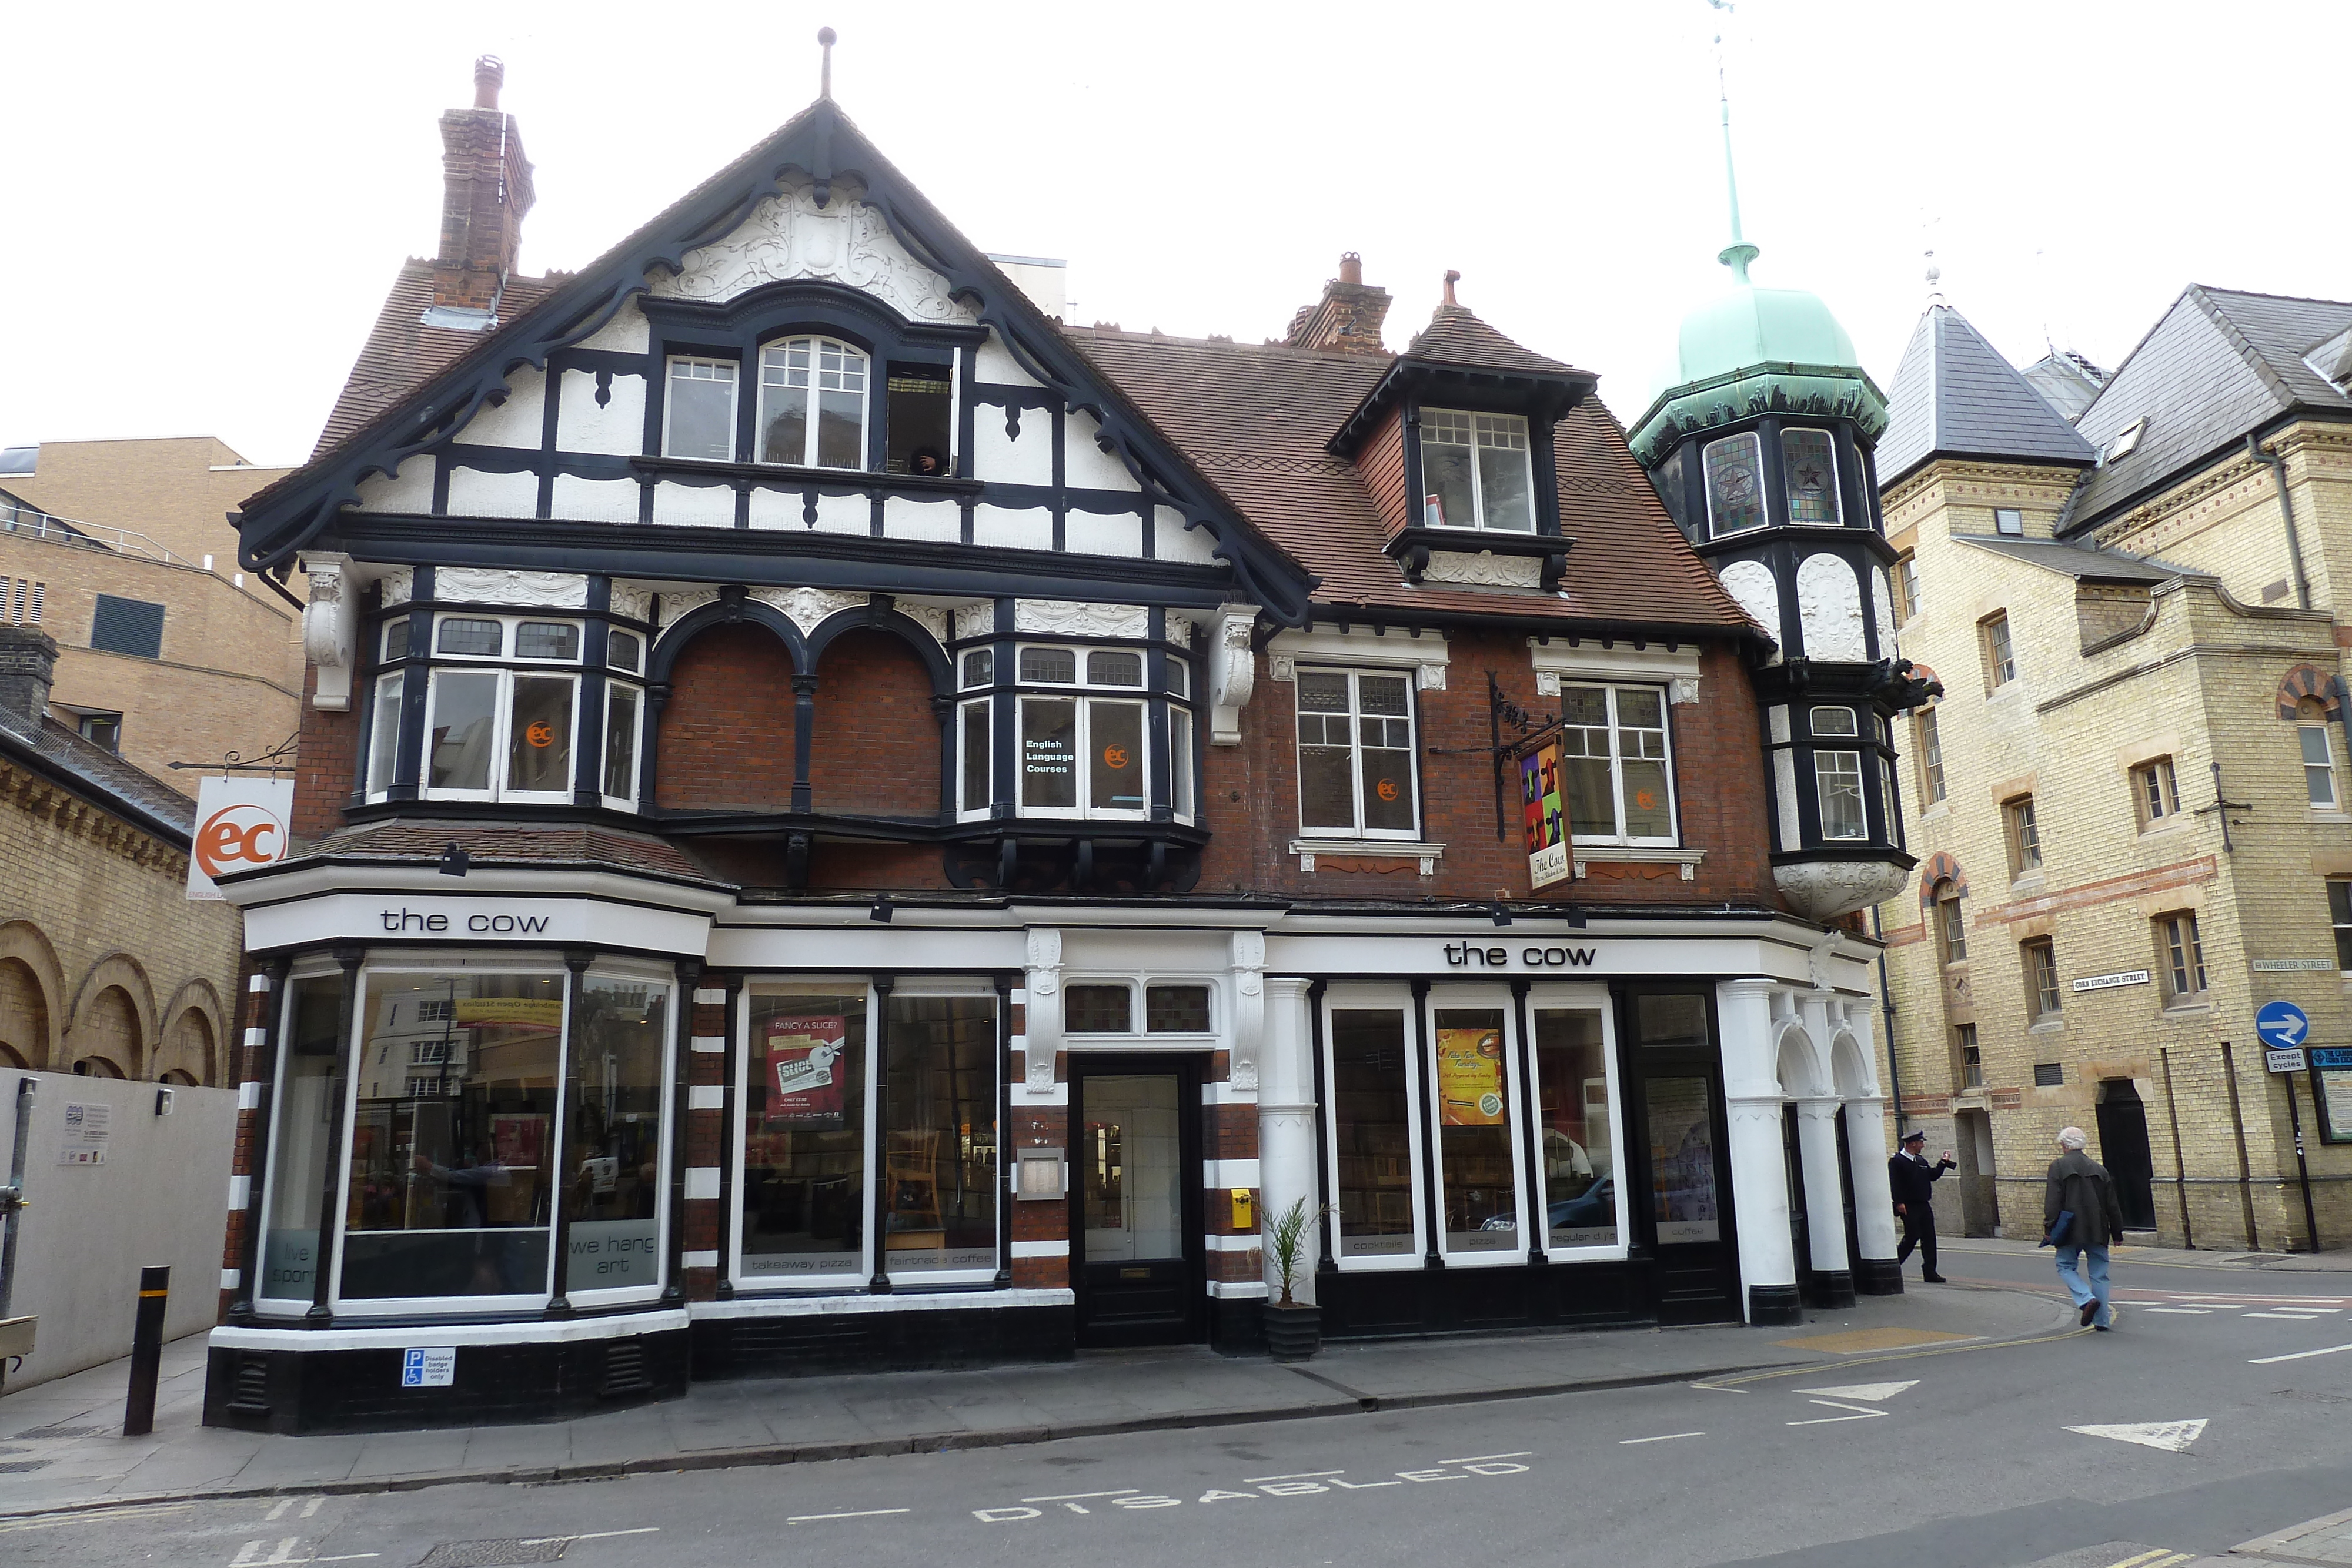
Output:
[1442, 270, 1461, 308]
[818, 26, 836, 101]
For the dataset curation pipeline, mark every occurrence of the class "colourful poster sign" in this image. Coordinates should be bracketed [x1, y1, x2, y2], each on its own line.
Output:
[1521, 740, 1568, 888]
[769, 1015, 848, 1129]
[1435, 1027, 1506, 1126]
[455, 997, 564, 1031]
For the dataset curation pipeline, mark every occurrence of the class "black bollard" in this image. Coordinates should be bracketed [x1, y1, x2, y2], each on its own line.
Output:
[122, 1265, 168, 1436]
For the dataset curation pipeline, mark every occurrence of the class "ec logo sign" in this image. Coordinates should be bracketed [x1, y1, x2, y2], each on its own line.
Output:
[185, 778, 295, 901]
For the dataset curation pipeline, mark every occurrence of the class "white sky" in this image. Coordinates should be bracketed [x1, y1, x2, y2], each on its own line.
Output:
[5, 0, 2348, 472]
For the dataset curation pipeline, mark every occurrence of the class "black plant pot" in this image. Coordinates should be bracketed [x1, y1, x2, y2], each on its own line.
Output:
[1264, 1302, 1322, 1362]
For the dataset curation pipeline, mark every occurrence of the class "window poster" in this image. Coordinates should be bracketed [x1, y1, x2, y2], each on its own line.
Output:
[457, 996, 564, 1035]
[491, 1112, 546, 1169]
[1521, 740, 1568, 888]
[2317, 1068, 2352, 1145]
[768, 1015, 848, 1130]
[1645, 1076, 1720, 1242]
[1435, 1027, 1506, 1126]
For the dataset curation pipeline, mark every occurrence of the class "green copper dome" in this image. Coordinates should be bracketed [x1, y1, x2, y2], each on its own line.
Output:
[1628, 274, 1889, 468]
[1661, 283, 1863, 393]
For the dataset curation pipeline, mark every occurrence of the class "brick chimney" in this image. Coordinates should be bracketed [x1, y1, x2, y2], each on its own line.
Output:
[1285, 252, 1392, 355]
[0, 624, 58, 724]
[429, 56, 537, 326]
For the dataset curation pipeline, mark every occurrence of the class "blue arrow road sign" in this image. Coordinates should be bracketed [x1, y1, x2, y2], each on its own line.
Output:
[2256, 1001, 2311, 1049]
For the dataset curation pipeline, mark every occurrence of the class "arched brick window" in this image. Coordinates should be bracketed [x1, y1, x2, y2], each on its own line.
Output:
[2276, 663, 2339, 721]
[0, 957, 47, 1071]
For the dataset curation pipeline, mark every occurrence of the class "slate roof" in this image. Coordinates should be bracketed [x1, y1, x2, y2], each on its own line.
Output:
[1952, 534, 2191, 584]
[1876, 306, 2096, 486]
[0, 701, 198, 844]
[310, 262, 564, 459]
[1404, 305, 1582, 377]
[2020, 352, 2106, 422]
[1070, 327, 1749, 632]
[2069, 286, 2352, 530]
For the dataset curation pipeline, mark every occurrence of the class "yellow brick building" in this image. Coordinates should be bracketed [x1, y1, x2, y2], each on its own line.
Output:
[1873, 289, 2352, 1251]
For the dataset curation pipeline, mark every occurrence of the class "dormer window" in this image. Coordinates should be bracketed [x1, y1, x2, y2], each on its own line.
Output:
[1702, 432, 1764, 536]
[1419, 410, 1534, 532]
[663, 357, 736, 460]
[2100, 417, 2147, 465]
[1780, 429, 1839, 524]
[759, 336, 868, 468]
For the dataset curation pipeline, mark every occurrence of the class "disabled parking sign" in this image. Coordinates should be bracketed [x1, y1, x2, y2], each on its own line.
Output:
[400, 1347, 456, 1388]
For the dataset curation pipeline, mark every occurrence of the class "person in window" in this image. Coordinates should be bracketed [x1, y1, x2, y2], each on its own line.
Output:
[908, 446, 947, 477]
[1889, 1128, 1956, 1282]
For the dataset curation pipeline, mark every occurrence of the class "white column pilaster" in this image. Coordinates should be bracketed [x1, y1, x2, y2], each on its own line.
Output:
[1840, 1005, 1902, 1290]
[1258, 975, 1319, 1306]
[1795, 1096, 1855, 1292]
[1717, 977, 1799, 1324]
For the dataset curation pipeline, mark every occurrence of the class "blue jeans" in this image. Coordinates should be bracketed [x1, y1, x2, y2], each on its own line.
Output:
[2055, 1242, 2112, 1326]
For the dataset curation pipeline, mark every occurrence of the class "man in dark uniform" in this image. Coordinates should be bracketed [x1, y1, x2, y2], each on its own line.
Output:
[1889, 1129, 1956, 1282]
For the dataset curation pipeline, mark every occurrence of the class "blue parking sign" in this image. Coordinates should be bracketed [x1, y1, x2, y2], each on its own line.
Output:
[400, 1347, 455, 1388]
[400, 1349, 426, 1386]
[2256, 1001, 2311, 1050]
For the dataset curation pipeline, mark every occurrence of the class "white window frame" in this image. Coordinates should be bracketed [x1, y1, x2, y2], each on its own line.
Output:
[1321, 983, 1428, 1273]
[957, 697, 993, 821]
[1294, 666, 1421, 841]
[1423, 983, 1529, 1267]
[1809, 706, 1867, 842]
[1779, 427, 1842, 524]
[1170, 704, 1197, 824]
[1559, 682, 1679, 848]
[422, 666, 581, 805]
[1701, 430, 1766, 538]
[431, 613, 585, 666]
[757, 335, 870, 470]
[365, 671, 403, 801]
[1010, 645, 1151, 821]
[599, 680, 644, 811]
[1058, 977, 1220, 1043]
[867, 975, 1002, 1286]
[564, 960, 679, 1308]
[1526, 982, 1631, 1262]
[1417, 408, 1536, 533]
[252, 959, 347, 1315]
[662, 356, 739, 461]
[731, 978, 884, 1294]
[2302, 722, 2338, 808]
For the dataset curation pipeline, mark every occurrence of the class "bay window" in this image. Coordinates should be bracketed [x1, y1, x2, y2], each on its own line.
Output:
[1014, 644, 1145, 818]
[1296, 668, 1418, 838]
[1810, 706, 1868, 841]
[1558, 684, 1676, 844]
[255, 959, 676, 1316]
[759, 336, 868, 469]
[419, 614, 583, 804]
[1419, 409, 1535, 532]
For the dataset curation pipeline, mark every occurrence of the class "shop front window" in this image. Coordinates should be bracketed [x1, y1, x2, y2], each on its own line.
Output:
[1432, 1007, 1519, 1250]
[1645, 1076, 1722, 1243]
[561, 977, 670, 1298]
[1329, 1008, 1418, 1261]
[1532, 1008, 1619, 1251]
[257, 974, 347, 1308]
[883, 994, 999, 1275]
[340, 971, 566, 1303]
[741, 988, 871, 1282]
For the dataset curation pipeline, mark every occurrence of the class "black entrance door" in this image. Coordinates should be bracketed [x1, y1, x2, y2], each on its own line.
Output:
[2096, 1082, 2158, 1230]
[1070, 1055, 1205, 1347]
[1623, 987, 1741, 1325]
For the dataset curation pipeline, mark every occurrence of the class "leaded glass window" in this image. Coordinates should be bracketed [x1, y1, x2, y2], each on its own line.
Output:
[1781, 429, 1840, 524]
[1703, 432, 1765, 536]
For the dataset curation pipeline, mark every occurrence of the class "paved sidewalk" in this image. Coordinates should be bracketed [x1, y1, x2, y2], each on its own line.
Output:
[1945, 1236, 2352, 1273]
[2228, 1505, 2352, 1564]
[0, 1280, 2069, 1519]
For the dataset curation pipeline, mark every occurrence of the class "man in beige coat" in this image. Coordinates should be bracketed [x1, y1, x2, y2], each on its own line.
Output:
[2044, 1126, 2128, 1331]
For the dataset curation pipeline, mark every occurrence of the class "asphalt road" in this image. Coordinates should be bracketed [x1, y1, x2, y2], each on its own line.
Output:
[9, 1248, 2350, 1568]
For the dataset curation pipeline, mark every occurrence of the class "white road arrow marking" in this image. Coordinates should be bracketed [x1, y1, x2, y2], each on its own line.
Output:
[1794, 1381, 1917, 1403]
[2065, 1419, 2207, 1453]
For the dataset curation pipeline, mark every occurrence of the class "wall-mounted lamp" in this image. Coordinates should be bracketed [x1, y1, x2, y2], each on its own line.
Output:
[870, 895, 893, 924]
[438, 843, 470, 878]
[1490, 901, 1513, 928]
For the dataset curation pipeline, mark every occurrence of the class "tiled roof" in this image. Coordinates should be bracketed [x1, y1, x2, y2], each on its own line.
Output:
[2071, 286, 2352, 529]
[0, 704, 196, 844]
[311, 262, 564, 459]
[1404, 305, 1582, 377]
[1068, 328, 1749, 631]
[298, 818, 731, 887]
[1877, 306, 2096, 486]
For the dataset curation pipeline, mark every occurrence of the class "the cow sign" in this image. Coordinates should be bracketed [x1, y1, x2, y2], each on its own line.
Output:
[185, 777, 295, 900]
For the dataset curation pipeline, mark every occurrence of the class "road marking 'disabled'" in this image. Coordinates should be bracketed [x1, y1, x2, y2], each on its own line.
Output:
[2065, 1419, 2207, 1453]
[1793, 1381, 1916, 1402]
[1786, 1398, 1890, 1426]
[1619, 1432, 1705, 1445]
[788, 1509, 910, 1524]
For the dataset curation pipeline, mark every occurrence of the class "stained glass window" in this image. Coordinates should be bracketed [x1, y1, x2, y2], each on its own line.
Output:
[1781, 429, 1840, 523]
[1703, 433, 1764, 535]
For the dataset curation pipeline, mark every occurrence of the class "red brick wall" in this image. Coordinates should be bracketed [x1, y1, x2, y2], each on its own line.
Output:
[655, 624, 797, 811]
[290, 664, 355, 845]
[808, 628, 939, 817]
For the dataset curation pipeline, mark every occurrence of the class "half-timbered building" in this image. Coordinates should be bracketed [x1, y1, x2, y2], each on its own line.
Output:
[204, 57, 1909, 1431]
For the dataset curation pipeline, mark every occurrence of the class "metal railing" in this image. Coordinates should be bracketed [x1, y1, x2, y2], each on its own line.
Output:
[0, 503, 198, 568]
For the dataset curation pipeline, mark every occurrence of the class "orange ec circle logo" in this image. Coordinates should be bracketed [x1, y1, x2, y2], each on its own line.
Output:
[526, 721, 556, 748]
[1375, 779, 1399, 801]
[1102, 744, 1130, 768]
[1635, 788, 1658, 810]
[195, 804, 283, 880]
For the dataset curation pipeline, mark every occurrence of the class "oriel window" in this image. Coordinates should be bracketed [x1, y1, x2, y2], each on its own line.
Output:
[1809, 707, 1867, 841]
[1702, 432, 1765, 536]
[1781, 429, 1840, 523]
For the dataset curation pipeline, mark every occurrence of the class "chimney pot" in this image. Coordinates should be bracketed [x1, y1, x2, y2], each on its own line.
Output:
[1339, 252, 1362, 286]
[1442, 269, 1461, 307]
[473, 55, 505, 111]
[0, 624, 59, 726]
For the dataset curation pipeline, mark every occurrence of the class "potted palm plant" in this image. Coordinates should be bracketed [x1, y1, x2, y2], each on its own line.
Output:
[1262, 1196, 1326, 1362]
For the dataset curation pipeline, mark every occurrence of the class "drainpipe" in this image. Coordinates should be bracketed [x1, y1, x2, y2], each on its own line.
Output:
[1870, 905, 1905, 1133]
[2247, 433, 2310, 610]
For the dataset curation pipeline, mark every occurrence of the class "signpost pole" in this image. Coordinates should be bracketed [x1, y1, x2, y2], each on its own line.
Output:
[2286, 1075, 2321, 1253]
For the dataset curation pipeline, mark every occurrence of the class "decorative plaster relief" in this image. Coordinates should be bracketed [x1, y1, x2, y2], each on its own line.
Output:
[1871, 564, 1897, 658]
[649, 185, 978, 325]
[752, 586, 868, 636]
[433, 568, 591, 609]
[1423, 550, 1541, 588]
[607, 583, 653, 624]
[1773, 858, 1912, 923]
[1208, 604, 1261, 746]
[1795, 553, 1867, 661]
[898, 601, 951, 648]
[658, 589, 720, 628]
[1718, 559, 1781, 654]
[954, 603, 998, 644]
[1015, 600, 1151, 638]
[380, 568, 413, 607]
[303, 557, 353, 711]
[1227, 928, 1267, 1095]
